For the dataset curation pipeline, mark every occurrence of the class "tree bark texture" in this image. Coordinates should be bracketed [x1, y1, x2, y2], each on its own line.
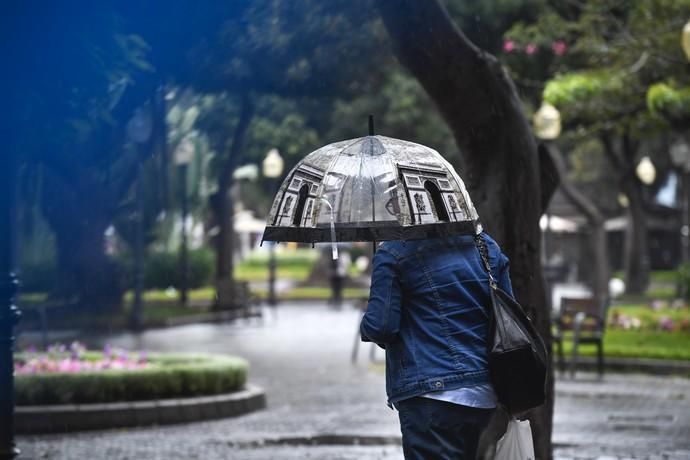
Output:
[542, 144, 610, 309]
[376, 1, 554, 457]
[600, 134, 650, 294]
[621, 174, 650, 294]
[212, 94, 254, 309]
[41, 170, 124, 312]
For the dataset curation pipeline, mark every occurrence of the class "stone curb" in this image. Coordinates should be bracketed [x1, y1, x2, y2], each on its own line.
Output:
[164, 309, 262, 327]
[15, 384, 266, 434]
[561, 356, 690, 376]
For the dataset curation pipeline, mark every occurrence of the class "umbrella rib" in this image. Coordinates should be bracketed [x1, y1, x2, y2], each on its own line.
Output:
[327, 137, 367, 228]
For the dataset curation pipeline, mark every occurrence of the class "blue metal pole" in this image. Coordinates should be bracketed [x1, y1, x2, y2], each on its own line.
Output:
[0, 150, 21, 458]
[130, 161, 145, 330]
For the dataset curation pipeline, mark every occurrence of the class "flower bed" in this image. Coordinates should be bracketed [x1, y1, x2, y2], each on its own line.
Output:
[14, 343, 248, 406]
[608, 303, 690, 332]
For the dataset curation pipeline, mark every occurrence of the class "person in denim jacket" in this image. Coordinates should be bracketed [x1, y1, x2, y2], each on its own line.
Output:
[360, 232, 513, 460]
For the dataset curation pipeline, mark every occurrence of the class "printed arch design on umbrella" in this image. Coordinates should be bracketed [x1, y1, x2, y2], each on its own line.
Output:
[263, 135, 481, 243]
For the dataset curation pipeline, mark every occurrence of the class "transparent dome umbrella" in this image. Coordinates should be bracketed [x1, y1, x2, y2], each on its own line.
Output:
[262, 127, 482, 249]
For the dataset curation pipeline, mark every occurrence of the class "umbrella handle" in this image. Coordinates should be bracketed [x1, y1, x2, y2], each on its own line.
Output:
[330, 221, 338, 260]
[320, 198, 339, 260]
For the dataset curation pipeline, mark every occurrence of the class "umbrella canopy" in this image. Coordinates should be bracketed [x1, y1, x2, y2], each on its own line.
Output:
[262, 135, 481, 243]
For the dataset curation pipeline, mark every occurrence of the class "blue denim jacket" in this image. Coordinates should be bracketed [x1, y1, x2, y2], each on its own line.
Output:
[360, 233, 513, 405]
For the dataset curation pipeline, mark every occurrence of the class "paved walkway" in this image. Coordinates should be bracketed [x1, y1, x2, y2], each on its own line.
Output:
[16, 302, 690, 459]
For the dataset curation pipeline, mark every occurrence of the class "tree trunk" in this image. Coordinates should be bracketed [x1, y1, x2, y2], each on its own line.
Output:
[212, 94, 254, 310]
[542, 144, 610, 308]
[41, 170, 124, 312]
[376, 1, 554, 457]
[600, 134, 649, 294]
[621, 174, 650, 294]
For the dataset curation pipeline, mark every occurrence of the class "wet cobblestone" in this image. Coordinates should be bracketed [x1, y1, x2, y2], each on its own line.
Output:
[16, 302, 690, 459]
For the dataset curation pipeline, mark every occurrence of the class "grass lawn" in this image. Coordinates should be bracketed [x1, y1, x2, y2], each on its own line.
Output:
[234, 264, 312, 282]
[560, 330, 690, 361]
[235, 249, 318, 282]
[253, 286, 369, 301]
[558, 298, 690, 362]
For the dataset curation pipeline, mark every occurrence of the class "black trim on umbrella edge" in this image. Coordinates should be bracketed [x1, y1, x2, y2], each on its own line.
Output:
[261, 220, 481, 243]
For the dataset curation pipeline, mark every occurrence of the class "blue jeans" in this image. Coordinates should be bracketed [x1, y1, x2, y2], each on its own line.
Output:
[397, 397, 494, 460]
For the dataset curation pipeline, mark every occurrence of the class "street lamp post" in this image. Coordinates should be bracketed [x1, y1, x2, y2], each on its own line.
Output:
[533, 102, 563, 312]
[671, 140, 690, 271]
[127, 107, 152, 331]
[175, 138, 195, 307]
[262, 149, 284, 307]
[0, 150, 21, 459]
[533, 102, 562, 258]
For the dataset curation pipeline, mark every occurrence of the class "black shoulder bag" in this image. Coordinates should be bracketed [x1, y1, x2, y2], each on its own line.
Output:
[475, 234, 548, 415]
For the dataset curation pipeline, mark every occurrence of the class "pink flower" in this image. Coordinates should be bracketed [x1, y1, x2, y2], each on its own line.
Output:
[552, 40, 567, 56]
[15, 345, 150, 375]
[525, 43, 538, 55]
[503, 40, 516, 53]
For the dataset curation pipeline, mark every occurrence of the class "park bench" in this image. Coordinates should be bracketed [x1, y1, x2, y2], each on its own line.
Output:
[552, 296, 608, 378]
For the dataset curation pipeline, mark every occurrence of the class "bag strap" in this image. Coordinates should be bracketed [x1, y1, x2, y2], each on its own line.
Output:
[474, 233, 498, 290]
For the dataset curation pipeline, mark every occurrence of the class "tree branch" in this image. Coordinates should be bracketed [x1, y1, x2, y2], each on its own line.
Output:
[218, 93, 255, 193]
[540, 143, 610, 309]
[599, 132, 624, 171]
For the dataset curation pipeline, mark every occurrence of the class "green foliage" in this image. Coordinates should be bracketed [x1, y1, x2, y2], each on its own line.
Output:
[236, 249, 318, 282]
[542, 70, 644, 131]
[505, 0, 690, 134]
[544, 72, 624, 109]
[326, 69, 459, 164]
[18, 261, 57, 294]
[647, 83, 690, 124]
[142, 248, 215, 290]
[239, 249, 318, 268]
[14, 353, 248, 405]
[445, 0, 545, 54]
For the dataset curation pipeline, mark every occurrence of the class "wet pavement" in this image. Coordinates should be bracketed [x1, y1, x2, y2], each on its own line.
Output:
[16, 302, 690, 460]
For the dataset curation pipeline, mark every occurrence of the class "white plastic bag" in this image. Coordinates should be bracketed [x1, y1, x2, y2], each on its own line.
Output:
[495, 418, 535, 460]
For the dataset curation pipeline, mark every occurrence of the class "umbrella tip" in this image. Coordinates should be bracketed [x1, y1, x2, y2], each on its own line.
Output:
[368, 115, 375, 136]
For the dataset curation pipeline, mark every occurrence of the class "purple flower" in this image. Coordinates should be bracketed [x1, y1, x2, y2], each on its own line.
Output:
[650, 300, 665, 311]
[659, 317, 674, 331]
[525, 43, 538, 55]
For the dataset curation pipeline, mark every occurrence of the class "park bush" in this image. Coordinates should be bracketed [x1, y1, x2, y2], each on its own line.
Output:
[14, 352, 247, 405]
[143, 248, 215, 290]
[18, 261, 57, 293]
